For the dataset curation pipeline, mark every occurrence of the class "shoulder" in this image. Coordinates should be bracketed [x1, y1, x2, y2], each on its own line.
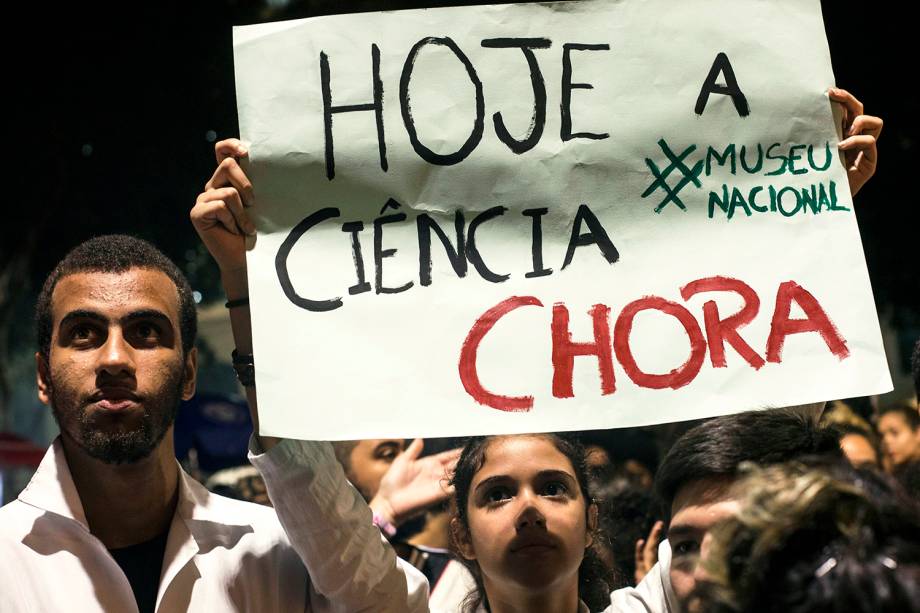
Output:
[0, 499, 40, 539]
[185, 474, 284, 530]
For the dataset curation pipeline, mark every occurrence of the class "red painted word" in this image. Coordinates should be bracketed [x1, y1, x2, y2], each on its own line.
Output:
[458, 276, 849, 412]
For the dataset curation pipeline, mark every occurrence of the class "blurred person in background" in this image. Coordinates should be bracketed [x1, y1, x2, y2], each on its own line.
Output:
[333, 438, 408, 501]
[834, 423, 881, 468]
[610, 406, 841, 613]
[690, 461, 920, 613]
[877, 403, 920, 470]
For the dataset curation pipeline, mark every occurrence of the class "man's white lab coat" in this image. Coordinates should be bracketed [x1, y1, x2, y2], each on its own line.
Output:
[0, 437, 429, 612]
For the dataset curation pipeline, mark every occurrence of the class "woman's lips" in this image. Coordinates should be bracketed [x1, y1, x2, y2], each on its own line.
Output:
[509, 533, 558, 553]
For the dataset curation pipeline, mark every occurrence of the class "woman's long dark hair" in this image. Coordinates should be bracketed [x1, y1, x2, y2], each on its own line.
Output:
[448, 433, 617, 612]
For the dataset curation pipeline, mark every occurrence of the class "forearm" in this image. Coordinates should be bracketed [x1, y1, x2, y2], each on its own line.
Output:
[251, 439, 430, 612]
[221, 266, 280, 450]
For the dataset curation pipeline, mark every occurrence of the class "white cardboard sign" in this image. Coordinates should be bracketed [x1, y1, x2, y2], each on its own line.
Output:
[233, 0, 892, 440]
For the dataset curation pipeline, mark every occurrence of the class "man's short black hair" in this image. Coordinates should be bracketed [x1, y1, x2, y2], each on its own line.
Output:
[655, 409, 842, 513]
[35, 235, 197, 359]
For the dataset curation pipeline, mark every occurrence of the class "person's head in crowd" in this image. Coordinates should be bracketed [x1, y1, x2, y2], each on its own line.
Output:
[590, 466, 656, 586]
[576, 428, 659, 490]
[448, 433, 614, 613]
[332, 438, 407, 501]
[877, 404, 920, 468]
[835, 423, 881, 468]
[654, 408, 842, 608]
[690, 461, 920, 613]
[34, 234, 198, 465]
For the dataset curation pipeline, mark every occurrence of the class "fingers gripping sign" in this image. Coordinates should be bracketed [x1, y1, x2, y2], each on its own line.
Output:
[829, 88, 882, 196]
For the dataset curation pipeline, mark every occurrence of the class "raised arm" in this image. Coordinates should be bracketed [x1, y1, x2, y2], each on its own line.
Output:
[191, 139, 429, 611]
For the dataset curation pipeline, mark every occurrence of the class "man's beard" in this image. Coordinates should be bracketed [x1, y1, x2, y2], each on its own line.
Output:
[50, 369, 185, 465]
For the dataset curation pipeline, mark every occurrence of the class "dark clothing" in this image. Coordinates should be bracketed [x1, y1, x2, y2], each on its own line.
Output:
[109, 530, 169, 613]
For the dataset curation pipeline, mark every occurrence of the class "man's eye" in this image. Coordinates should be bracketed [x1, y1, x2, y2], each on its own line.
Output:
[672, 540, 701, 557]
[70, 325, 98, 344]
[133, 323, 162, 342]
[542, 481, 568, 497]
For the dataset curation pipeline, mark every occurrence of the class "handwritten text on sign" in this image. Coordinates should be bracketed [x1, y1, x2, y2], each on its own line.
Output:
[233, 0, 891, 440]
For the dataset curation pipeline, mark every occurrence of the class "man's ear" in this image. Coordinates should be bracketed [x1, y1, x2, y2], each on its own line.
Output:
[450, 516, 476, 561]
[586, 502, 599, 549]
[181, 347, 198, 400]
[36, 352, 52, 406]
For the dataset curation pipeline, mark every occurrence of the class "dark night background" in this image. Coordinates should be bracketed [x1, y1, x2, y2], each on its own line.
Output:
[3, 1, 917, 422]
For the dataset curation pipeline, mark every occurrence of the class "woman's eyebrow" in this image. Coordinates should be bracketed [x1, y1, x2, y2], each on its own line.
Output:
[535, 469, 576, 483]
[474, 474, 512, 495]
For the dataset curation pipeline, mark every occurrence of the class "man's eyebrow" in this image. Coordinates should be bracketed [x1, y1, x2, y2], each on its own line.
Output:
[666, 524, 703, 541]
[59, 310, 108, 329]
[121, 309, 173, 328]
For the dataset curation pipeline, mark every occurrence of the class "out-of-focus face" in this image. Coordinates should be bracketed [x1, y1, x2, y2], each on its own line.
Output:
[584, 444, 610, 469]
[840, 432, 878, 467]
[347, 438, 406, 500]
[878, 412, 920, 467]
[454, 436, 595, 599]
[37, 269, 196, 464]
[667, 478, 739, 612]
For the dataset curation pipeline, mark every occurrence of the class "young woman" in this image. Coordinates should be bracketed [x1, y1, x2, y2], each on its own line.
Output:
[448, 434, 616, 613]
[877, 404, 920, 470]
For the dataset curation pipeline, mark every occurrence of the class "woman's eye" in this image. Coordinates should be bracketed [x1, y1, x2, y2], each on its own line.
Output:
[542, 481, 568, 497]
[486, 487, 512, 503]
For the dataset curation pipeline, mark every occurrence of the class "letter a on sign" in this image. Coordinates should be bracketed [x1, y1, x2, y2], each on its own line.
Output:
[695, 52, 750, 117]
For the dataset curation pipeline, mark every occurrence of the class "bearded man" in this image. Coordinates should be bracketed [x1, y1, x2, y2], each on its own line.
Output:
[0, 235, 427, 612]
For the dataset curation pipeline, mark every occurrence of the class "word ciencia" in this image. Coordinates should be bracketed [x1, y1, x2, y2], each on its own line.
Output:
[275, 201, 617, 313]
[458, 277, 850, 412]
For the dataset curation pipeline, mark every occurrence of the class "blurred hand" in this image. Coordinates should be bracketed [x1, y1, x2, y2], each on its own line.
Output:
[829, 88, 882, 197]
[634, 520, 664, 584]
[370, 439, 461, 527]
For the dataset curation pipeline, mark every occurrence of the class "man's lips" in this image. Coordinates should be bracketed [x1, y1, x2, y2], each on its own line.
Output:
[89, 388, 141, 411]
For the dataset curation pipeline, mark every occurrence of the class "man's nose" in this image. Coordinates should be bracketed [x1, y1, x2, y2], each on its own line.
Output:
[97, 328, 135, 376]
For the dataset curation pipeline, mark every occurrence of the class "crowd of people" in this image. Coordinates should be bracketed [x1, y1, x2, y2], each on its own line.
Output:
[1, 87, 917, 613]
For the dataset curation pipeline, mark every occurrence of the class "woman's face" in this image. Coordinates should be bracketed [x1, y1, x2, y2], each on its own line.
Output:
[455, 435, 595, 595]
[878, 413, 920, 466]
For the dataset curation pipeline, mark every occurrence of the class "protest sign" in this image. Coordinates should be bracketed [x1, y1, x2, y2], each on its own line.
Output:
[233, 0, 892, 440]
